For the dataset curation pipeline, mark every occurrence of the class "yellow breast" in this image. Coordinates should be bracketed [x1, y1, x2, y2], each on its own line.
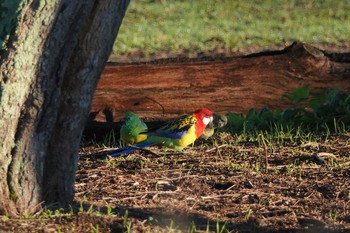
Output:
[152, 125, 196, 150]
[175, 125, 197, 149]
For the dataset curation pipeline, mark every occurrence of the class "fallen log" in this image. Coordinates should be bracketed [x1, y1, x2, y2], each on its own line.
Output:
[90, 42, 350, 124]
[85, 42, 350, 139]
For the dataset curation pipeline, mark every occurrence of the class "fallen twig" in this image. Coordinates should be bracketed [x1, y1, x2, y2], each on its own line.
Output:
[205, 144, 230, 153]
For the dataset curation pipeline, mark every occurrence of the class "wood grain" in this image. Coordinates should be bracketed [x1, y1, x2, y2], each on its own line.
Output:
[91, 42, 350, 122]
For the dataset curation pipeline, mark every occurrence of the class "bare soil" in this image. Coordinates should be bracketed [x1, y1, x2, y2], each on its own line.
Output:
[75, 134, 350, 233]
[1, 133, 349, 232]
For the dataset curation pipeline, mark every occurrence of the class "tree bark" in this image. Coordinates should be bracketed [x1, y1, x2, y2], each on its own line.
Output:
[0, 0, 129, 216]
[91, 42, 350, 121]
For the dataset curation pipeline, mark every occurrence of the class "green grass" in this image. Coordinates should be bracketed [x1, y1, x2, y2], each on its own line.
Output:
[113, 0, 350, 56]
[225, 86, 350, 136]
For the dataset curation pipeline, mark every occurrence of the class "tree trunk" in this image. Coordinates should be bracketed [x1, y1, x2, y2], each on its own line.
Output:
[0, 0, 129, 216]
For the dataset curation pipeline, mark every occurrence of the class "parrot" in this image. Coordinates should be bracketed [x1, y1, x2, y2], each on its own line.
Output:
[106, 108, 213, 157]
[201, 121, 215, 140]
[213, 113, 228, 128]
[120, 112, 148, 145]
[201, 113, 228, 139]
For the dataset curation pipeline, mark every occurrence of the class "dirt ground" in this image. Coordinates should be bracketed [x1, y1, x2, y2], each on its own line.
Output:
[74, 133, 350, 233]
[2, 133, 348, 232]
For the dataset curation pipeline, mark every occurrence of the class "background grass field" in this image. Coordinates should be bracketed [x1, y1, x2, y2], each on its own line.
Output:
[113, 0, 350, 57]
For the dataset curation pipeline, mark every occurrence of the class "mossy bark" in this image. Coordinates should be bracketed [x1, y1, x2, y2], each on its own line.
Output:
[0, 0, 129, 216]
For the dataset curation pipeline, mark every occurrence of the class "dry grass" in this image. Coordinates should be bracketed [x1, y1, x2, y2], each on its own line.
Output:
[1, 133, 349, 232]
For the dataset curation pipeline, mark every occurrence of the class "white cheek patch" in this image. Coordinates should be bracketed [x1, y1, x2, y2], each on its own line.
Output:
[202, 116, 213, 125]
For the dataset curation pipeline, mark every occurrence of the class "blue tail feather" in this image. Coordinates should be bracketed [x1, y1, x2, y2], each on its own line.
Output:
[107, 142, 157, 157]
[107, 147, 137, 157]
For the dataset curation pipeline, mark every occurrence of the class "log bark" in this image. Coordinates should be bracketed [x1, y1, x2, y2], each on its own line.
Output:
[91, 42, 350, 123]
[0, 0, 129, 216]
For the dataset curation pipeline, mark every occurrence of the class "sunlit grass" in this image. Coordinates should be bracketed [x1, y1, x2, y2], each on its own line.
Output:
[113, 0, 350, 56]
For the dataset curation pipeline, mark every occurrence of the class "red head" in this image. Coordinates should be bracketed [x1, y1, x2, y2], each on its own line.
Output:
[193, 108, 213, 138]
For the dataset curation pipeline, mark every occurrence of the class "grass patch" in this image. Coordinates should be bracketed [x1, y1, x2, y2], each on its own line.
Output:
[225, 86, 350, 137]
[114, 0, 350, 56]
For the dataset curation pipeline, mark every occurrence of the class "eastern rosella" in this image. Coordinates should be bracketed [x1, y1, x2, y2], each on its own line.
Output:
[201, 113, 228, 139]
[107, 108, 213, 157]
[201, 121, 215, 140]
[120, 112, 148, 144]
